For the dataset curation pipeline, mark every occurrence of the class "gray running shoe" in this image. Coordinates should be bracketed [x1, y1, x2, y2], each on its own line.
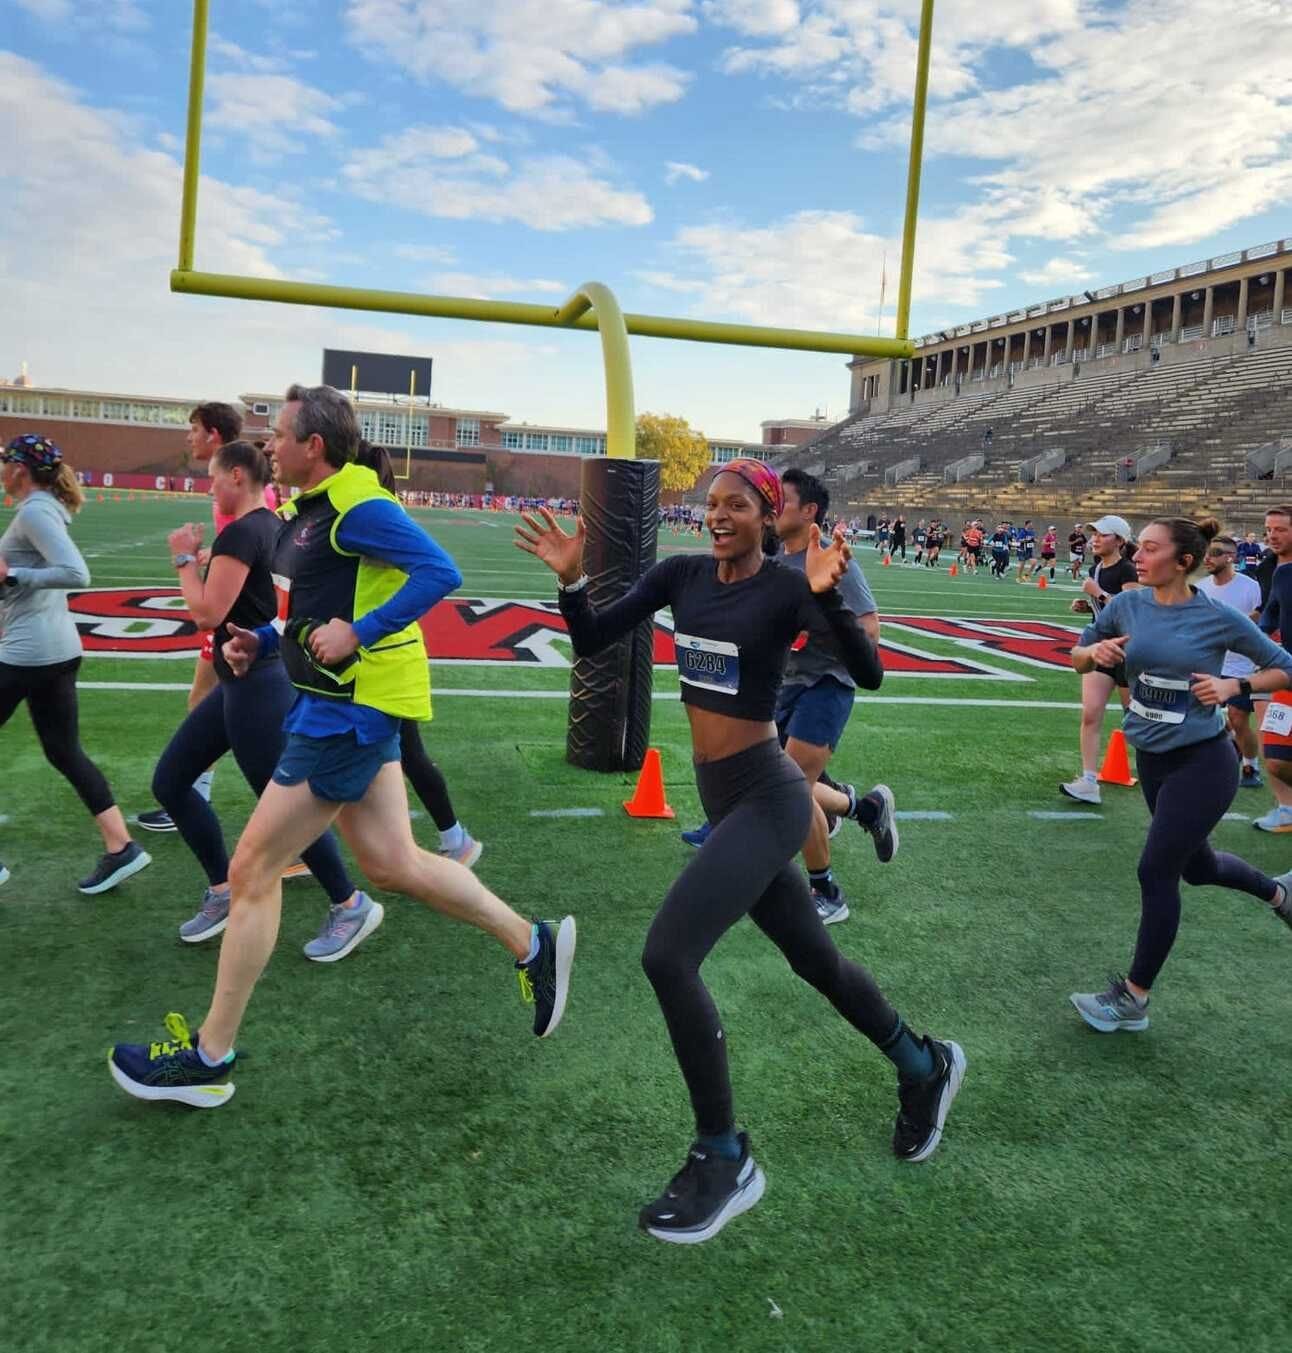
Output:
[440, 832, 483, 869]
[1070, 976, 1149, 1032]
[78, 841, 151, 895]
[861, 784, 898, 863]
[303, 892, 384, 963]
[812, 886, 850, 926]
[179, 887, 231, 943]
[1268, 871, 1292, 930]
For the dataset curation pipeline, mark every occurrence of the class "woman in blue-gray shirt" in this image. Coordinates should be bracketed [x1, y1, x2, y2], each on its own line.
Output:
[0, 434, 151, 894]
[1068, 516, 1292, 1033]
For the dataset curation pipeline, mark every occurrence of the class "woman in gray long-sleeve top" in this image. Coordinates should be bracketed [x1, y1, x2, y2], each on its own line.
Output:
[0, 434, 151, 894]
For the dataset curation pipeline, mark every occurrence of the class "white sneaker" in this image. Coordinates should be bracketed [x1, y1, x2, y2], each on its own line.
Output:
[1060, 777, 1102, 805]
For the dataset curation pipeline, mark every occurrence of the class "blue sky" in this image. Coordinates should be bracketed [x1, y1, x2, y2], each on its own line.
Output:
[3, 0, 1291, 439]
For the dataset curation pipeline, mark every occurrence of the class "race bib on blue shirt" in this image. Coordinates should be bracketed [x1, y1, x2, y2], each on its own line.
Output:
[675, 632, 740, 695]
[1129, 672, 1189, 725]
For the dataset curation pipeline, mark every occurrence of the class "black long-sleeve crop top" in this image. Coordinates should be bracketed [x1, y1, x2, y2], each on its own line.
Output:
[557, 553, 883, 721]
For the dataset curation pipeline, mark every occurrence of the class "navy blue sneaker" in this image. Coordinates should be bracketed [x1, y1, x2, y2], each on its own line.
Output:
[108, 1013, 236, 1108]
[516, 916, 576, 1038]
[681, 822, 712, 849]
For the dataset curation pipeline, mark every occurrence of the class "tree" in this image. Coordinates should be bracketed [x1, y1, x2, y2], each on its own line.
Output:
[635, 412, 711, 492]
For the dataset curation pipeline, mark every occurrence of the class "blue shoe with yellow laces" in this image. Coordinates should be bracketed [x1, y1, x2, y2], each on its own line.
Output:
[108, 1013, 236, 1108]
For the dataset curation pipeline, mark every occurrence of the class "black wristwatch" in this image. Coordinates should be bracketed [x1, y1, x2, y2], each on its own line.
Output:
[1238, 678, 1253, 699]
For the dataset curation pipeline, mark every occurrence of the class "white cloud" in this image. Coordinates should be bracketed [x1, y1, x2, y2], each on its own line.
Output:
[207, 73, 347, 160]
[428, 273, 568, 299]
[664, 160, 709, 185]
[342, 125, 653, 230]
[392, 243, 459, 264]
[209, 34, 291, 76]
[1018, 257, 1095, 289]
[343, 0, 696, 117]
[15, 0, 147, 29]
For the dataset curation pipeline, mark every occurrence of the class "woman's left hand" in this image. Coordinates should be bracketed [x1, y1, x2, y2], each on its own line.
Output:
[168, 523, 204, 555]
[1190, 673, 1238, 707]
[805, 523, 851, 593]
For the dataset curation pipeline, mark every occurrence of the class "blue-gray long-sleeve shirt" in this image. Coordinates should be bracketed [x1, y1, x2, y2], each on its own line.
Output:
[1081, 586, 1292, 752]
[0, 491, 91, 666]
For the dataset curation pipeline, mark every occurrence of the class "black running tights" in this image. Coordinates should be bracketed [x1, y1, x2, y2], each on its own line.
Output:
[152, 662, 354, 902]
[0, 657, 115, 816]
[641, 738, 899, 1137]
[399, 719, 457, 832]
[1130, 732, 1276, 989]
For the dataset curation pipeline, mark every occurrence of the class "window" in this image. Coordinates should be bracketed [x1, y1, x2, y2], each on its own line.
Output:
[70, 398, 100, 420]
[502, 430, 524, 450]
[131, 403, 160, 424]
[40, 396, 68, 416]
[159, 405, 190, 425]
[574, 435, 600, 455]
[550, 434, 572, 452]
[101, 401, 129, 421]
[377, 411, 407, 444]
[359, 411, 380, 442]
[456, 418, 480, 447]
[524, 432, 549, 451]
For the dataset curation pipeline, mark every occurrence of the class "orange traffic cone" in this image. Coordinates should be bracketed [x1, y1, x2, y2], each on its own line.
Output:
[882, 553, 891, 567]
[1037, 574, 1048, 589]
[623, 748, 675, 819]
[96, 492, 105, 503]
[948, 562, 958, 577]
[1097, 729, 1137, 787]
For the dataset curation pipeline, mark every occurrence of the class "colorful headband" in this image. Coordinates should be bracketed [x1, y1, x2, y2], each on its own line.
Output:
[3, 433, 63, 471]
[718, 457, 784, 517]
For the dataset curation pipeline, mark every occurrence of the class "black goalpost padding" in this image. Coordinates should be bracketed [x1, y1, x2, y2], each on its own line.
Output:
[566, 457, 661, 772]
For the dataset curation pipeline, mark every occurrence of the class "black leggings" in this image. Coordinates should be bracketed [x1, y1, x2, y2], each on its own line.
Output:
[0, 657, 115, 816]
[641, 739, 899, 1137]
[399, 719, 457, 832]
[1130, 733, 1275, 989]
[152, 662, 353, 903]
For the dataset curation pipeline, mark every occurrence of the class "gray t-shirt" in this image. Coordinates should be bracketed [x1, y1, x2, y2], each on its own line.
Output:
[1080, 586, 1292, 752]
[778, 547, 877, 690]
[0, 491, 91, 666]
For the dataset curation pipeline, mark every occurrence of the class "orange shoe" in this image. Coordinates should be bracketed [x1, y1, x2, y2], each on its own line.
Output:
[281, 861, 312, 881]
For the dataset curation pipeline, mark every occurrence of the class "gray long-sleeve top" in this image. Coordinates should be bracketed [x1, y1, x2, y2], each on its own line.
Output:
[0, 490, 91, 666]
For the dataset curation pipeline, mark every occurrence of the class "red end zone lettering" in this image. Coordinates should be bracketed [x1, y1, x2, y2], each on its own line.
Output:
[65, 591, 1067, 679]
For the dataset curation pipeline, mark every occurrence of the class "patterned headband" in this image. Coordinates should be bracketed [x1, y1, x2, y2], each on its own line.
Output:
[718, 458, 784, 517]
[3, 433, 63, 471]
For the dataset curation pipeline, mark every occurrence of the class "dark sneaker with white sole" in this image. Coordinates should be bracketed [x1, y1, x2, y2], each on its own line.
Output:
[107, 1012, 236, 1109]
[639, 1134, 766, 1244]
[515, 915, 576, 1037]
[851, 783, 898, 863]
[1070, 975, 1149, 1032]
[78, 841, 151, 895]
[893, 1037, 966, 1163]
[136, 809, 177, 833]
[1266, 871, 1292, 930]
[812, 886, 850, 926]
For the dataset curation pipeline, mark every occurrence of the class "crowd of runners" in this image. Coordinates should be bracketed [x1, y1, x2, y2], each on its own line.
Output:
[3, 398, 1291, 1246]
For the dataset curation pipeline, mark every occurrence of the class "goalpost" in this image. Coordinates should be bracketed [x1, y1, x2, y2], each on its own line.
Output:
[172, 0, 936, 767]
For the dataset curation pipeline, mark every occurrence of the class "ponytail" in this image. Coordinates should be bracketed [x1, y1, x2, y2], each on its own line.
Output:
[35, 463, 84, 514]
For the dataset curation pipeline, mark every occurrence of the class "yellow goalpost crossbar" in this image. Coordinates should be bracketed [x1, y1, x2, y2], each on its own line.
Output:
[174, 0, 934, 460]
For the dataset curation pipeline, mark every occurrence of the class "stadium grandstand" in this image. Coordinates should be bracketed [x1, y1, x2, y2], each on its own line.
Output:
[779, 238, 1292, 531]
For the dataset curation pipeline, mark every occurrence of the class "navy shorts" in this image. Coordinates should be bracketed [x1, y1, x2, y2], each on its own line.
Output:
[272, 731, 401, 803]
[775, 676, 856, 751]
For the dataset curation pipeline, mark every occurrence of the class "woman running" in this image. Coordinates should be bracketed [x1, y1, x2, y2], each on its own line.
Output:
[153, 440, 382, 961]
[354, 442, 481, 866]
[1061, 514, 1140, 805]
[516, 460, 964, 1245]
[0, 434, 151, 893]
[1039, 525, 1058, 581]
[1069, 517, 1292, 1032]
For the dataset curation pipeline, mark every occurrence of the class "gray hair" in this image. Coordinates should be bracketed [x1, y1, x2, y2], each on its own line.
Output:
[284, 384, 359, 469]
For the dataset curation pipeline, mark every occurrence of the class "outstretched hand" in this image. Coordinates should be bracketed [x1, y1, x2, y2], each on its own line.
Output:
[514, 507, 586, 584]
[222, 622, 261, 678]
[804, 522, 851, 594]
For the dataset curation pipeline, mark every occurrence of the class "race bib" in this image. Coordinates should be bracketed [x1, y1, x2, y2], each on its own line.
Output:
[271, 572, 292, 635]
[1128, 672, 1189, 725]
[1260, 701, 1292, 736]
[674, 632, 740, 695]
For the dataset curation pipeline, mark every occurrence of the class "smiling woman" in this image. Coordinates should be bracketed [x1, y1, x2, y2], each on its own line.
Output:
[516, 464, 964, 1246]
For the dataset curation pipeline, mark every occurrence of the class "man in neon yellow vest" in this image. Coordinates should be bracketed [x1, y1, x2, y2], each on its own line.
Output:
[109, 384, 575, 1107]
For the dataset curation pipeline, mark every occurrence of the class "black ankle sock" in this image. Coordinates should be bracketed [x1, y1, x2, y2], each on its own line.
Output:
[855, 793, 880, 828]
[697, 1128, 742, 1161]
[808, 867, 837, 898]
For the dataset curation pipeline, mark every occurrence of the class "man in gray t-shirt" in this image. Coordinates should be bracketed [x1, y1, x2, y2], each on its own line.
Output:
[678, 470, 895, 914]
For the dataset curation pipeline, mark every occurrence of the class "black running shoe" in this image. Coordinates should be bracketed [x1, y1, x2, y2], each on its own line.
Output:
[893, 1037, 966, 1163]
[78, 841, 152, 895]
[638, 1134, 766, 1245]
[853, 783, 898, 863]
[515, 915, 576, 1037]
[136, 809, 177, 833]
[825, 809, 841, 839]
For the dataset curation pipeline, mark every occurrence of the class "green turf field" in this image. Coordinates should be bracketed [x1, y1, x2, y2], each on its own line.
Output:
[3, 495, 1290, 1353]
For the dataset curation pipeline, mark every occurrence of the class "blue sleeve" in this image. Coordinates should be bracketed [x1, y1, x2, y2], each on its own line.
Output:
[1260, 568, 1287, 634]
[1229, 608, 1292, 671]
[336, 499, 463, 648]
[252, 623, 280, 657]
